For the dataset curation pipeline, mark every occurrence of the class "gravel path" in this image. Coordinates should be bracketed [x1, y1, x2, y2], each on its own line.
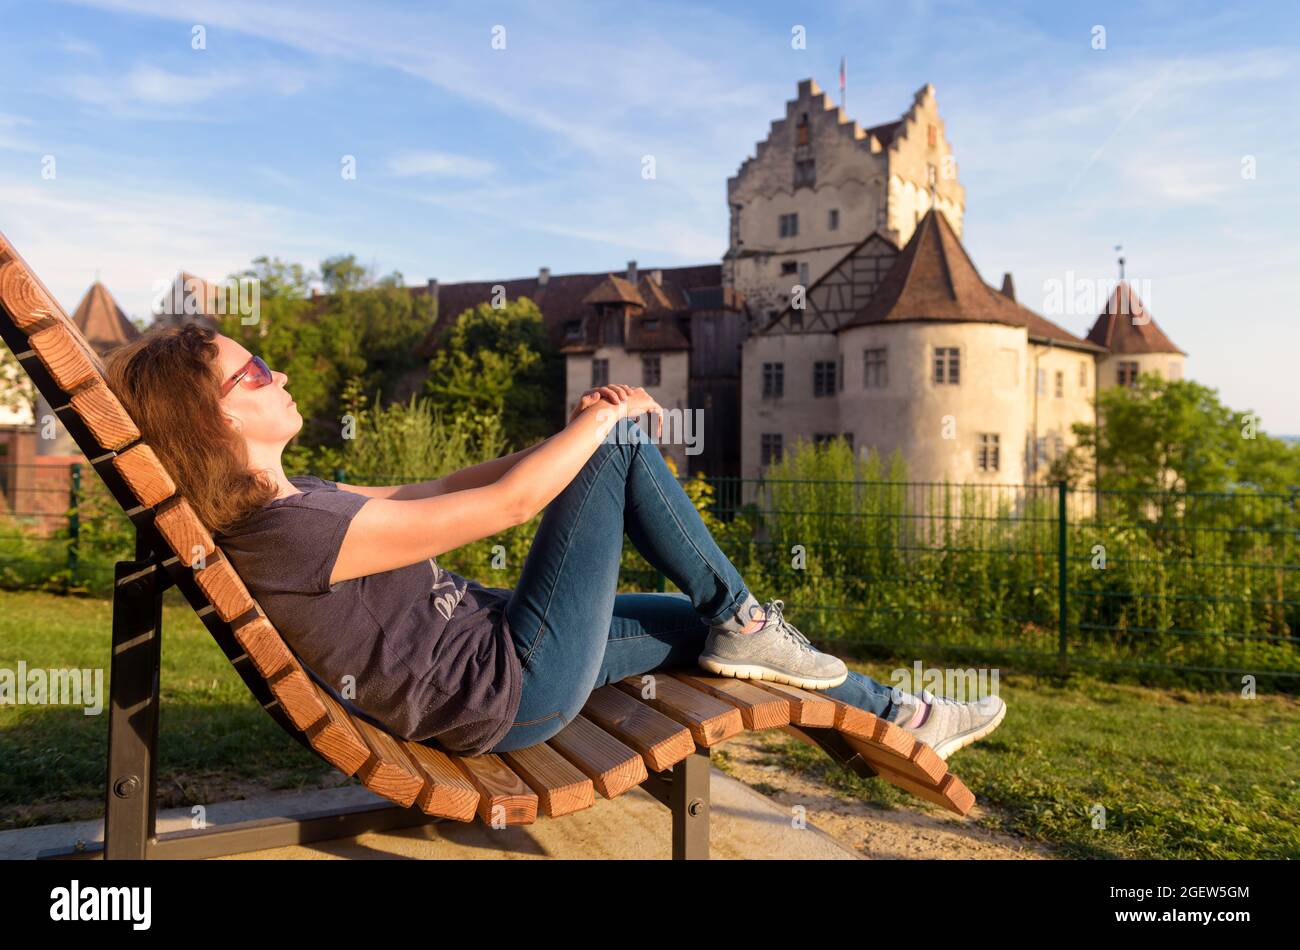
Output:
[714, 731, 1056, 860]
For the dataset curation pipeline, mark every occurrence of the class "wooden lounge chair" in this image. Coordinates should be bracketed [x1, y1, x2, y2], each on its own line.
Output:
[0, 230, 975, 861]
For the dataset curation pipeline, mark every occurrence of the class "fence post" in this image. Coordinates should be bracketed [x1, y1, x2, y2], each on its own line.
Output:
[1057, 479, 1068, 676]
[67, 461, 81, 592]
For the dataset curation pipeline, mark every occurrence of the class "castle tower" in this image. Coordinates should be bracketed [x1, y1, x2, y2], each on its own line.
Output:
[724, 78, 965, 328]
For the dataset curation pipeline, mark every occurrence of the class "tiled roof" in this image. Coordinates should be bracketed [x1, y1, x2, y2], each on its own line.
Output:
[71, 281, 137, 354]
[414, 263, 724, 357]
[840, 209, 1100, 351]
[583, 274, 644, 306]
[1085, 282, 1185, 355]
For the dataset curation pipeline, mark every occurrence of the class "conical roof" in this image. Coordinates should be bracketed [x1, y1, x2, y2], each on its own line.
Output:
[1085, 282, 1185, 354]
[841, 209, 1097, 349]
[71, 281, 137, 354]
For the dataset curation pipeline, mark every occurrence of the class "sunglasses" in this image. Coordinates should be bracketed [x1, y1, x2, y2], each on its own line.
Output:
[219, 355, 274, 398]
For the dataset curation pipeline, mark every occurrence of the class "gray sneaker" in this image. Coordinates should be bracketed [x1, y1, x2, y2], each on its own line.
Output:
[895, 688, 1007, 760]
[697, 598, 848, 690]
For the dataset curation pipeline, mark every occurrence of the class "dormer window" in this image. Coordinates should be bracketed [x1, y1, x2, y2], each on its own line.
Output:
[643, 318, 659, 332]
[564, 320, 582, 340]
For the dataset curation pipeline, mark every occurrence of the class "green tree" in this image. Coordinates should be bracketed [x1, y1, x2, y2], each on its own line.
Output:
[423, 297, 563, 449]
[1060, 373, 1300, 495]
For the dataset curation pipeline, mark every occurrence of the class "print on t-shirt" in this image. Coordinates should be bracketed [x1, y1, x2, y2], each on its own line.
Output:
[428, 557, 467, 621]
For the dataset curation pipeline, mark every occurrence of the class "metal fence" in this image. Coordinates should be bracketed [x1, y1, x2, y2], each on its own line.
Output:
[3, 461, 1297, 684]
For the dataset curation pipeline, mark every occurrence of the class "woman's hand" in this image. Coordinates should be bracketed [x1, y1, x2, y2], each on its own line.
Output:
[569, 383, 663, 437]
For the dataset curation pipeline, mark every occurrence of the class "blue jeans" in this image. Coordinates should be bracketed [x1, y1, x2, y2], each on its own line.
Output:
[489, 417, 900, 753]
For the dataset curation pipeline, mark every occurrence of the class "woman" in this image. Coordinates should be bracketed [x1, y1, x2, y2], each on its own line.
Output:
[104, 324, 1006, 761]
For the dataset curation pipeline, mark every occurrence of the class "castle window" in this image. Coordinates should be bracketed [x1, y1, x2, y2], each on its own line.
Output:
[781, 261, 798, 275]
[762, 361, 784, 398]
[1079, 360, 1088, 387]
[761, 433, 784, 466]
[1169, 361, 1183, 381]
[843, 432, 854, 450]
[1054, 434, 1065, 458]
[1035, 436, 1048, 471]
[643, 318, 659, 331]
[1036, 368, 1046, 396]
[789, 309, 802, 328]
[934, 347, 960, 384]
[1117, 361, 1140, 387]
[829, 209, 839, 231]
[813, 433, 836, 446]
[794, 158, 816, 188]
[799, 262, 810, 288]
[591, 358, 609, 387]
[813, 360, 837, 397]
[564, 319, 581, 340]
[864, 347, 888, 388]
[796, 112, 810, 147]
[1055, 370, 1064, 398]
[977, 433, 1000, 472]
[642, 354, 661, 386]
[779, 213, 799, 238]
[928, 123, 938, 148]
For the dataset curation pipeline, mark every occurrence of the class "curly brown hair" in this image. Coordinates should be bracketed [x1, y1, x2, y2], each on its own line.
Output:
[103, 324, 279, 534]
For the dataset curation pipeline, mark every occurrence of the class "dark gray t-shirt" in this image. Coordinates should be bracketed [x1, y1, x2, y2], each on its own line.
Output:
[214, 475, 522, 756]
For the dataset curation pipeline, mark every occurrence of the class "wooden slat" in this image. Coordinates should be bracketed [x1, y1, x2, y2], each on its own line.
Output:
[779, 724, 878, 781]
[351, 717, 426, 809]
[266, 664, 329, 733]
[852, 747, 975, 816]
[398, 741, 482, 821]
[834, 702, 946, 785]
[230, 615, 295, 679]
[0, 258, 60, 331]
[669, 672, 791, 730]
[193, 558, 256, 622]
[580, 685, 695, 772]
[68, 379, 139, 451]
[28, 323, 99, 392]
[546, 714, 648, 799]
[751, 680, 838, 727]
[152, 499, 215, 571]
[499, 743, 595, 818]
[451, 754, 539, 825]
[111, 443, 176, 508]
[613, 673, 743, 747]
[306, 684, 374, 776]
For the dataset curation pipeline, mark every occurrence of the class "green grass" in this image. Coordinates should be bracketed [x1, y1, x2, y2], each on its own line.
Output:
[0, 590, 341, 828]
[745, 657, 1300, 859]
[1, 590, 1296, 858]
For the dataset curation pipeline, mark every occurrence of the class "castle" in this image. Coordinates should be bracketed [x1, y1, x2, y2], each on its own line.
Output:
[3, 79, 1188, 492]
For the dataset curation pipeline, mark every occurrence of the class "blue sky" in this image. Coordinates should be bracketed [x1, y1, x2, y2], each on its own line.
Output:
[1, 0, 1298, 431]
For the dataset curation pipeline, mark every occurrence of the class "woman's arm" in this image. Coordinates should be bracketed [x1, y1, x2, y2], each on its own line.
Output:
[328, 393, 661, 584]
[332, 385, 628, 500]
[335, 439, 549, 500]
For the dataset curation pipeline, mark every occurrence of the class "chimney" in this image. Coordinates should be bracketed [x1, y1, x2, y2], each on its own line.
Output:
[626, 260, 637, 284]
[538, 266, 550, 288]
[427, 278, 440, 311]
[1000, 272, 1016, 301]
[649, 269, 663, 287]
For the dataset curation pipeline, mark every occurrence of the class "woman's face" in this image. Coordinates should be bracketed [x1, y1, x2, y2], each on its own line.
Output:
[213, 334, 301, 448]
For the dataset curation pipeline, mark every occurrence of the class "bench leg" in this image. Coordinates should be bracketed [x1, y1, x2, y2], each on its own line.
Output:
[103, 557, 168, 859]
[669, 746, 710, 860]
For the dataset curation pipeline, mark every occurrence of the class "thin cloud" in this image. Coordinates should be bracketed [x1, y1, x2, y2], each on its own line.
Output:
[387, 151, 496, 179]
